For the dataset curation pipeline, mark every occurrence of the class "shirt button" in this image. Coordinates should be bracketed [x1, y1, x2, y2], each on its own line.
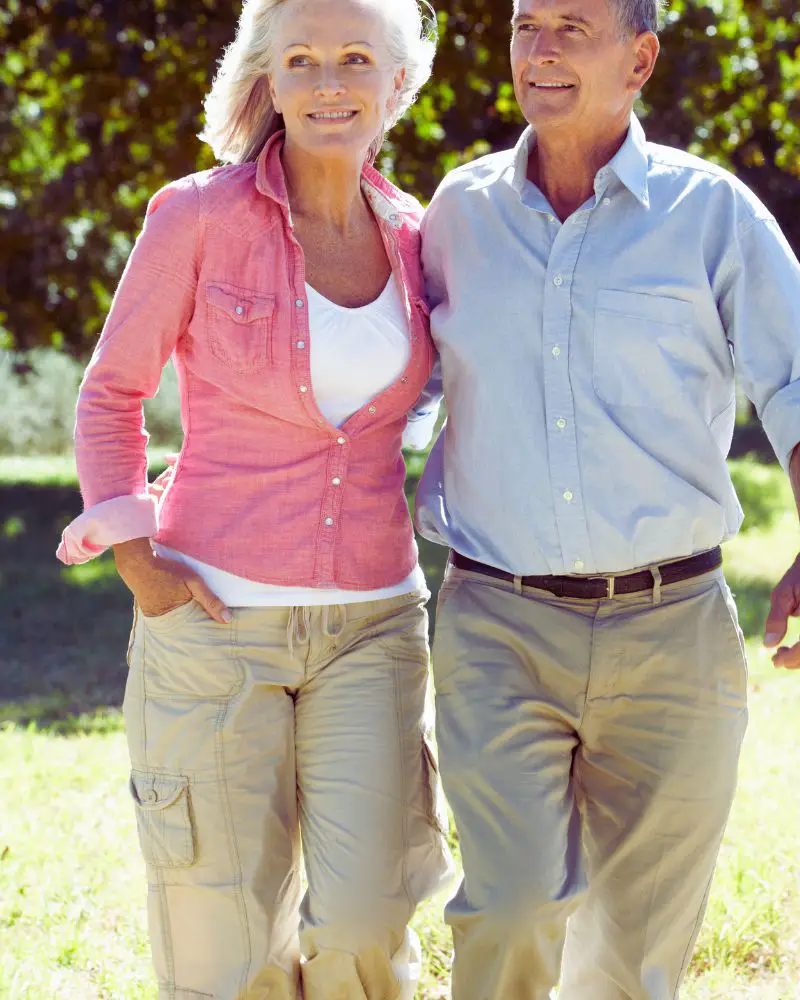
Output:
[553, 274, 564, 287]
[143, 789, 158, 803]
[603, 197, 612, 206]
[332, 477, 341, 486]
[337, 436, 346, 445]
[299, 385, 308, 394]
[574, 559, 585, 572]
[552, 346, 562, 358]
[556, 418, 567, 430]
[368, 405, 377, 415]
[235, 305, 244, 316]
[296, 340, 305, 349]
[295, 298, 305, 308]
[325, 518, 334, 527]
[563, 490, 574, 502]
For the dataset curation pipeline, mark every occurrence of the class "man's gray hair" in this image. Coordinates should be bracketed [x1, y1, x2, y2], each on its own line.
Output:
[610, 0, 666, 35]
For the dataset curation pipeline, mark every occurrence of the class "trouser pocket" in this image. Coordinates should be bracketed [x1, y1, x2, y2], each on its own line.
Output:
[421, 731, 449, 838]
[129, 769, 196, 868]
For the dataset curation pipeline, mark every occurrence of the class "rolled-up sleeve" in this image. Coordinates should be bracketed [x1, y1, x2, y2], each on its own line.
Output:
[403, 357, 443, 451]
[56, 177, 201, 564]
[719, 217, 800, 470]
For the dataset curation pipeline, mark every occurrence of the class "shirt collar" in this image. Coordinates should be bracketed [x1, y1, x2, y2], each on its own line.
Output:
[603, 114, 650, 208]
[255, 130, 291, 205]
[506, 113, 651, 209]
[254, 130, 409, 230]
[508, 125, 537, 196]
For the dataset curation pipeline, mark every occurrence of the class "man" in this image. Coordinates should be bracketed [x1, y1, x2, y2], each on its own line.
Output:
[415, 0, 800, 997]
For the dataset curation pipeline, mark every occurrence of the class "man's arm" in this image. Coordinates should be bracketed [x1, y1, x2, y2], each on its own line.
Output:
[764, 443, 800, 667]
[715, 211, 800, 668]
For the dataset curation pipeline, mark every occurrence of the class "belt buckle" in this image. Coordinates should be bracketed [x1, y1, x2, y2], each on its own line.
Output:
[603, 575, 616, 600]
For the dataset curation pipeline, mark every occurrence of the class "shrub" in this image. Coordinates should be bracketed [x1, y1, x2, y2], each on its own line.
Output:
[729, 459, 787, 535]
[0, 349, 183, 455]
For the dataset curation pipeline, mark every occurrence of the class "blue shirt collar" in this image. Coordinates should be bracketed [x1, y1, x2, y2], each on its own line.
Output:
[507, 114, 651, 209]
[606, 114, 650, 207]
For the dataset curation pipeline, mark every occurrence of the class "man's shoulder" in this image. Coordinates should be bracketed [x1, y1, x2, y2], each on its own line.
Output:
[430, 147, 517, 206]
[646, 142, 773, 223]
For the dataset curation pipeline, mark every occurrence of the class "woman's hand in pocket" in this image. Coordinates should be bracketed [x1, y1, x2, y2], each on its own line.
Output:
[113, 538, 232, 624]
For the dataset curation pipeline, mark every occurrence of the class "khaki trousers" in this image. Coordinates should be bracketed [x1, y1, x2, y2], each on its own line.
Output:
[432, 564, 748, 1000]
[123, 591, 453, 1000]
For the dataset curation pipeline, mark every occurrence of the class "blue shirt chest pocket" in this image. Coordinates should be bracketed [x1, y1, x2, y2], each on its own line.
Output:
[592, 289, 695, 409]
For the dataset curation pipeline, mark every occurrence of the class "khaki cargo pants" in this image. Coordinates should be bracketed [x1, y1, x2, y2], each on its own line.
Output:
[123, 591, 453, 1000]
[432, 563, 748, 1000]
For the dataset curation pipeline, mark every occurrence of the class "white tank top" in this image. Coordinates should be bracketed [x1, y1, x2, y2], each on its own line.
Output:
[156, 276, 425, 606]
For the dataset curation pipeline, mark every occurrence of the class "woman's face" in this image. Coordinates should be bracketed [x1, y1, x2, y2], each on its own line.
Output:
[268, 0, 406, 162]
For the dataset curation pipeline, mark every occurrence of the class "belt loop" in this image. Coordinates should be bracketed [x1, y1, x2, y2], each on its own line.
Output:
[651, 565, 663, 607]
[513, 575, 523, 596]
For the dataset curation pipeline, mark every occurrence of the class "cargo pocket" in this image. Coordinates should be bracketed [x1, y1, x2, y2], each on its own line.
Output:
[129, 770, 196, 868]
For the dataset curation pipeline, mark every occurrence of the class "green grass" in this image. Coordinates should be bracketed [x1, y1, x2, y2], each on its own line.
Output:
[2, 455, 800, 998]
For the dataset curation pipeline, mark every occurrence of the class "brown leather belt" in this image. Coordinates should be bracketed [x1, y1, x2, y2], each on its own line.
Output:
[449, 547, 723, 600]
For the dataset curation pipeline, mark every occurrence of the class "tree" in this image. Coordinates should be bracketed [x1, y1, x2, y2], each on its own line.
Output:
[1, 0, 797, 353]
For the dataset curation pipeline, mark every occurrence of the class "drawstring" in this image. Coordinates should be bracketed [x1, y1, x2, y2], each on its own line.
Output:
[286, 604, 346, 657]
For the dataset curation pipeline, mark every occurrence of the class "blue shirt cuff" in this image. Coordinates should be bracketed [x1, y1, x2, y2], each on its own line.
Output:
[761, 379, 800, 471]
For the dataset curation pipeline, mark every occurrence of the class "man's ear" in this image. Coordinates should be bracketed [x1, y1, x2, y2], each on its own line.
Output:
[630, 31, 660, 92]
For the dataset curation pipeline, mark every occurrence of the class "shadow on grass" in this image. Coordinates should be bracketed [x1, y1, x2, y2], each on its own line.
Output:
[0, 472, 450, 735]
[0, 480, 139, 734]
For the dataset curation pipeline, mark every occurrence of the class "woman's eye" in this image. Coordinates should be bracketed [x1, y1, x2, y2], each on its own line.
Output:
[343, 53, 369, 64]
[289, 55, 312, 67]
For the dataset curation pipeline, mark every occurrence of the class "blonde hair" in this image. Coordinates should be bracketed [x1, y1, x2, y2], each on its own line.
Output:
[201, 0, 438, 164]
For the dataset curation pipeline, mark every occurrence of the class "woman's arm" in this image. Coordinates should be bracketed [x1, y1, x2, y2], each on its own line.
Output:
[57, 176, 202, 564]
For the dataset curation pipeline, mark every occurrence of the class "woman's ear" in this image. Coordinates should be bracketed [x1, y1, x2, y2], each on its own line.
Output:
[268, 74, 282, 114]
[387, 66, 406, 114]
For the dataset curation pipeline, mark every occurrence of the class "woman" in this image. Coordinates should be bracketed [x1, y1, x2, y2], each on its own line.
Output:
[57, 1, 452, 997]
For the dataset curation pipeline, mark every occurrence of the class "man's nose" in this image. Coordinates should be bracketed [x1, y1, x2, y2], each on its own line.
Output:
[528, 28, 561, 65]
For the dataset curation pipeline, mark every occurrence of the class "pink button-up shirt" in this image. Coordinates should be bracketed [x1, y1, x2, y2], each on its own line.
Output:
[57, 133, 435, 589]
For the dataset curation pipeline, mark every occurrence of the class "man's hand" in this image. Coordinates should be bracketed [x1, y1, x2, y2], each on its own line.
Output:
[764, 554, 800, 668]
[113, 538, 232, 624]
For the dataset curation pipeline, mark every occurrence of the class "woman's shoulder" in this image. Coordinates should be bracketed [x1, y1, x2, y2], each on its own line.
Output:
[148, 162, 261, 219]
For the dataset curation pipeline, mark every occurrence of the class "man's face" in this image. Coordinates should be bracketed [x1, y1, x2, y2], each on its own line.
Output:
[510, 0, 656, 135]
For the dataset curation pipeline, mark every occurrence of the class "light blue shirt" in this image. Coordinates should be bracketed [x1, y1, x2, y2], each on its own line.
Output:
[414, 115, 800, 576]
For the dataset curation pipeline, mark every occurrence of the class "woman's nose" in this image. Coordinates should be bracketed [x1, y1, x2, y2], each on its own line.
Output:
[314, 67, 346, 98]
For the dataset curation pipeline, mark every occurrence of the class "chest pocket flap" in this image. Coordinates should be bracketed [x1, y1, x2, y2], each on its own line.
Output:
[206, 282, 276, 372]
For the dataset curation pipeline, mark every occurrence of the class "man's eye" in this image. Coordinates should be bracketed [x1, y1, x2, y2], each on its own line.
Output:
[562, 24, 583, 33]
[516, 23, 539, 33]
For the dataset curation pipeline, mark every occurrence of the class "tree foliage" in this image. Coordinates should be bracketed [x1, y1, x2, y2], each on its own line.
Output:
[1, 0, 797, 353]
